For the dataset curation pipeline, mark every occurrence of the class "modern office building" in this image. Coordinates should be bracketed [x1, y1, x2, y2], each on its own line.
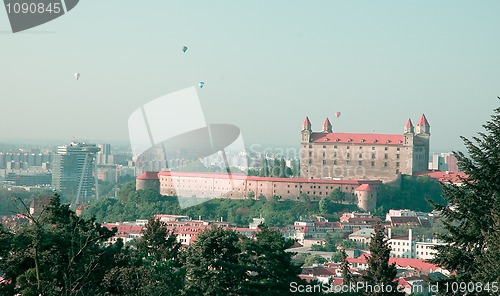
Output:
[51, 142, 100, 204]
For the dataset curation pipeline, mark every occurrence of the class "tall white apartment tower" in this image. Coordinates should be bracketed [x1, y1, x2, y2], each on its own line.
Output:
[52, 142, 100, 205]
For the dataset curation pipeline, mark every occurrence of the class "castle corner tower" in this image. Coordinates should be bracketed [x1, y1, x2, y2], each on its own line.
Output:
[322, 118, 332, 133]
[301, 116, 312, 143]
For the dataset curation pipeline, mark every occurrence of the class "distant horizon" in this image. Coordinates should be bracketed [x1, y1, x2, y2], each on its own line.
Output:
[2, 1, 499, 154]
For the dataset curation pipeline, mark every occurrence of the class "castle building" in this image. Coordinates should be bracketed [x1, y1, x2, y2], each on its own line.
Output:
[300, 115, 430, 181]
[137, 171, 381, 211]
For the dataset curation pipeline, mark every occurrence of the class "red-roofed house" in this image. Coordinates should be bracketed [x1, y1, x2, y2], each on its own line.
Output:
[300, 115, 431, 182]
[415, 171, 467, 186]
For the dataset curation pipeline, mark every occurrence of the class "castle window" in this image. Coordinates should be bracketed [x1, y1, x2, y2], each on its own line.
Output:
[346, 160, 350, 165]
[347, 146, 350, 149]
[396, 169, 400, 174]
[334, 152, 337, 157]
[309, 151, 312, 156]
[322, 152, 326, 157]
[334, 160, 337, 165]
[323, 145, 326, 148]
[384, 162, 388, 167]
[372, 147, 375, 150]
[371, 153, 375, 159]
[358, 161, 362, 165]
[334, 145, 337, 149]
[396, 162, 400, 167]
[346, 153, 350, 158]
[359, 146, 363, 149]
[359, 153, 362, 158]
[371, 161, 375, 167]
[396, 154, 400, 159]
[397, 147, 400, 151]
[384, 154, 388, 159]
[309, 145, 312, 148]
[322, 160, 326, 164]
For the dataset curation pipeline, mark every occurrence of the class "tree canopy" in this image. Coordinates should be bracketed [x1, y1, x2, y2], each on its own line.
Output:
[431, 99, 500, 293]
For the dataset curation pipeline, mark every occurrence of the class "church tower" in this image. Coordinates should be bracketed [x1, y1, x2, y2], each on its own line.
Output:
[301, 117, 312, 143]
[322, 118, 332, 133]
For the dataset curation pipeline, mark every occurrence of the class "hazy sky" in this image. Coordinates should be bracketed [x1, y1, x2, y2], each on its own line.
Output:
[1, 1, 499, 152]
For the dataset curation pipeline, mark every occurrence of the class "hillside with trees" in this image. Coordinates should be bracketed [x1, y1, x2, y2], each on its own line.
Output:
[0, 194, 316, 295]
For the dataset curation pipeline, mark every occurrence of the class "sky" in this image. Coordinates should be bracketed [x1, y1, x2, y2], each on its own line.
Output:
[0, 1, 499, 152]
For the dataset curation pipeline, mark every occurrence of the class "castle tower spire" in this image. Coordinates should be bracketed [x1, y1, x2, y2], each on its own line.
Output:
[301, 116, 312, 143]
[404, 118, 414, 134]
[415, 114, 430, 134]
[322, 118, 332, 133]
[302, 116, 312, 131]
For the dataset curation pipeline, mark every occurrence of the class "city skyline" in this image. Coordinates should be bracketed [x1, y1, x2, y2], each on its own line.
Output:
[1, 1, 499, 152]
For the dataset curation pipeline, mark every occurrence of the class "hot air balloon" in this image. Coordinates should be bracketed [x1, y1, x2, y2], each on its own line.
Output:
[75, 73, 80, 80]
[335, 112, 341, 118]
[182, 46, 188, 53]
[198, 81, 205, 88]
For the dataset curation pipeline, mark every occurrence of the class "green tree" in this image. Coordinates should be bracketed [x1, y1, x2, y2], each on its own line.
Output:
[0, 194, 119, 296]
[239, 224, 304, 295]
[329, 188, 345, 203]
[340, 249, 353, 287]
[363, 222, 401, 296]
[182, 226, 246, 295]
[478, 198, 500, 283]
[304, 254, 328, 266]
[103, 217, 184, 295]
[431, 101, 500, 292]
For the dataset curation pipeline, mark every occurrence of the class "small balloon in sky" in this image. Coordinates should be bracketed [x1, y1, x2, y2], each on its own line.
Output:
[182, 46, 188, 53]
[75, 73, 80, 80]
[198, 81, 205, 88]
[335, 111, 341, 118]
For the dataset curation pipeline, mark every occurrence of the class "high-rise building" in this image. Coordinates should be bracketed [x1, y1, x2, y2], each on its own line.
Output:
[51, 142, 100, 204]
[97, 143, 111, 165]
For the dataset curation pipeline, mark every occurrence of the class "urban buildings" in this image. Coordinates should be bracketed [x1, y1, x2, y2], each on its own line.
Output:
[51, 142, 100, 204]
[300, 115, 431, 181]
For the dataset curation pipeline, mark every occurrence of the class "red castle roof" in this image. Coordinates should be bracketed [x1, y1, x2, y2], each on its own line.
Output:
[311, 132, 404, 145]
[137, 171, 159, 180]
[418, 114, 430, 126]
[405, 119, 414, 128]
[355, 184, 372, 192]
[303, 116, 311, 126]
